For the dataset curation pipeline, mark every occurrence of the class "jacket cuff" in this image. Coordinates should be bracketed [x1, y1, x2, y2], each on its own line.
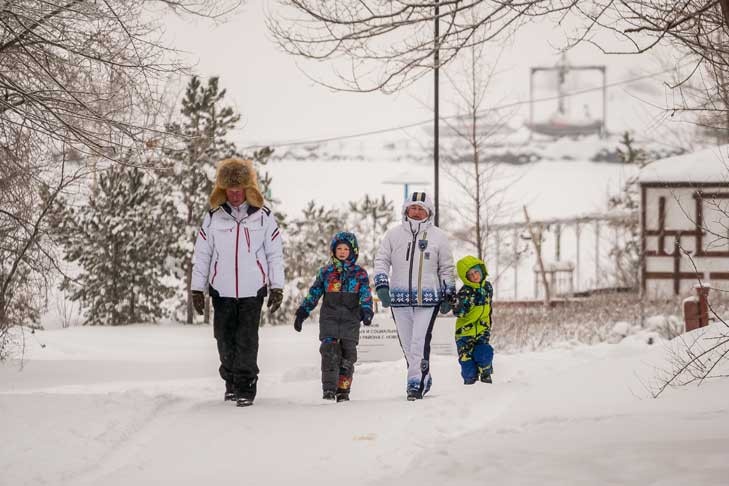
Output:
[374, 273, 389, 290]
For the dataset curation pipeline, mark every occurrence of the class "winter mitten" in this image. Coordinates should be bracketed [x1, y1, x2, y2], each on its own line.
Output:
[192, 291, 205, 315]
[360, 308, 373, 326]
[268, 288, 283, 313]
[376, 287, 391, 308]
[293, 308, 307, 332]
[439, 300, 451, 314]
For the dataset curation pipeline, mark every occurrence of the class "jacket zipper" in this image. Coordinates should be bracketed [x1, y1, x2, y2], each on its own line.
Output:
[407, 232, 417, 303]
[417, 231, 427, 305]
[475, 283, 487, 334]
[235, 223, 240, 298]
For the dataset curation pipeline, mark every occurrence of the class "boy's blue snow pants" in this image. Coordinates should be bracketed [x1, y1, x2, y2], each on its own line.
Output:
[456, 331, 493, 383]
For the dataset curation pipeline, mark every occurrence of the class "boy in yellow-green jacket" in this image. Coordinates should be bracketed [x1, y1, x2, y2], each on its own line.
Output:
[451, 255, 494, 384]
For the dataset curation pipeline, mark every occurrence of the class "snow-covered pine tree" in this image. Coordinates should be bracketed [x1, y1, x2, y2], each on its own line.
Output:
[162, 76, 240, 324]
[348, 194, 395, 271]
[54, 160, 178, 326]
[262, 202, 345, 325]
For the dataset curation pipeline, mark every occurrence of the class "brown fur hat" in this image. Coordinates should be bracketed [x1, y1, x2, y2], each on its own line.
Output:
[209, 158, 264, 209]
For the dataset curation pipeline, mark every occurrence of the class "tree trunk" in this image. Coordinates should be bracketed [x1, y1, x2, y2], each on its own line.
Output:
[720, 0, 729, 30]
[473, 130, 482, 260]
[186, 258, 193, 324]
[185, 197, 195, 325]
[0, 294, 6, 330]
[523, 206, 551, 307]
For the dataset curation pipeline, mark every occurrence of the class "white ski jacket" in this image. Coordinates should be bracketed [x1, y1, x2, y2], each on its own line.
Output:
[191, 203, 284, 298]
[374, 194, 455, 307]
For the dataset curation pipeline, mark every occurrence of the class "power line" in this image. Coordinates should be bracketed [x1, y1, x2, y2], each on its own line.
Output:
[241, 65, 681, 151]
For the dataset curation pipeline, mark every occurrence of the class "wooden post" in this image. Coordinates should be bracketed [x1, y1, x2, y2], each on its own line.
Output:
[524, 206, 551, 307]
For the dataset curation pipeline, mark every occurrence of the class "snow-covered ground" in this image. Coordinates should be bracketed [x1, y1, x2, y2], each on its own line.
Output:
[2, 318, 728, 486]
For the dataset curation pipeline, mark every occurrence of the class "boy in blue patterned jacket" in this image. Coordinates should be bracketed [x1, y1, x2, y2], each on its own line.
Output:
[293, 231, 374, 402]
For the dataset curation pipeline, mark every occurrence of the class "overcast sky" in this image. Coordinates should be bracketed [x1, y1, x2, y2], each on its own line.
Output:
[162, 1, 680, 150]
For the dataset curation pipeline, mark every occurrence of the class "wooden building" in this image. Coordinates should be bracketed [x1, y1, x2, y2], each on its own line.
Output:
[639, 146, 729, 297]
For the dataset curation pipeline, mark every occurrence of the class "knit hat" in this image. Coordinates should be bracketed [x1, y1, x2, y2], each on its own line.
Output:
[209, 158, 264, 209]
[401, 191, 434, 222]
[329, 231, 360, 264]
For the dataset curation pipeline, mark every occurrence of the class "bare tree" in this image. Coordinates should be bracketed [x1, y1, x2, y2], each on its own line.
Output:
[0, 1, 242, 356]
[268, 2, 729, 119]
[0, 131, 92, 353]
[267, 1, 569, 93]
[438, 41, 516, 264]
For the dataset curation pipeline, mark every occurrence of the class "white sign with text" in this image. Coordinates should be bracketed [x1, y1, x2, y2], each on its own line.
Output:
[358, 313, 457, 362]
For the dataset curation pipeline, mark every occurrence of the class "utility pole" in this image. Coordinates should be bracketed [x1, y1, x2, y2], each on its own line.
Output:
[434, 0, 440, 225]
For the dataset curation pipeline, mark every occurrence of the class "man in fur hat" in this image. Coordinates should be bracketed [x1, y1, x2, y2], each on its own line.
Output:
[191, 158, 284, 407]
[373, 192, 455, 401]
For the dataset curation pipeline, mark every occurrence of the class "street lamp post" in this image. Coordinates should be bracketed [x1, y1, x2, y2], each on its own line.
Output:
[434, 0, 440, 225]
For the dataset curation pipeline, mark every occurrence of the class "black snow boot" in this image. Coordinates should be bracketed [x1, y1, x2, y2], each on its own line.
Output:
[480, 373, 492, 384]
[323, 390, 336, 400]
[224, 382, 236, 401]
[236, 397, 254, 407]
[335, 390, 350, 402]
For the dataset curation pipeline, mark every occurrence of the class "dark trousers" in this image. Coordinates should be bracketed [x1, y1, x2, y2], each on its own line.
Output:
[320, 338, 357, 394]
[211, 291, 263, 400]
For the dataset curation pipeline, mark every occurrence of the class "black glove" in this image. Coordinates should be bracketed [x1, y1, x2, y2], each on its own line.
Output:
[268, 288, 283, 313]
[361, 308, 373, 326]
[192, 291, 205, 316]
[294, 308, 307, 332]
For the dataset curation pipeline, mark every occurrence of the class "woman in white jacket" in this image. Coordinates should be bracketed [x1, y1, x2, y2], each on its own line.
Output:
[191, 158, 284, 407]
[374, 192, 455, 400]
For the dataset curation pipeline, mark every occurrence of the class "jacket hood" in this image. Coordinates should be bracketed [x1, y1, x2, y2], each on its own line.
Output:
[209, 158, 264, 209]
[330, 231, 359, 264]
[401, 191, 435, 223]
[457, 255, 488, 288]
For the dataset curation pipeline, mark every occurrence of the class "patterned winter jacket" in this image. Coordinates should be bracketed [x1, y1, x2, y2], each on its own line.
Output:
[373, 192, 456, 307]
[453, 255, 493, 339]
[299, 232, 373, 342]
[191, 202, 284, 299]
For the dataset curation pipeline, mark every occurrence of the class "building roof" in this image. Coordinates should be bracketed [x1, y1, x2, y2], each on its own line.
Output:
[639, 144, 729, 184]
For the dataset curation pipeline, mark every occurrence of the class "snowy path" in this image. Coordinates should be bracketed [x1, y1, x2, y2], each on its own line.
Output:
[1, 322, 728, 486]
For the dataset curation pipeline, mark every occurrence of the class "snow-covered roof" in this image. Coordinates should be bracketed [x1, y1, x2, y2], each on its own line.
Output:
[639, 145, 729, 184]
